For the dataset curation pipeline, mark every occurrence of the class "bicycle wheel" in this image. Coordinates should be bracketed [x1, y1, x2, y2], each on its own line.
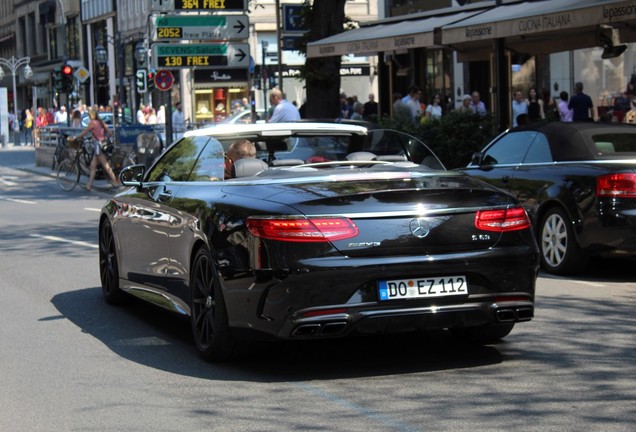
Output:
[56, 159, 80, 191]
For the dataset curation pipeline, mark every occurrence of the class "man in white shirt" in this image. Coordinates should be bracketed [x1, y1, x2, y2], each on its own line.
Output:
[137, 104, 146, 124]
[54, 106, 68, 124]
[268, 88, 300, 123]
[511, 90, 528, 127]
[172, 101, 185, 139]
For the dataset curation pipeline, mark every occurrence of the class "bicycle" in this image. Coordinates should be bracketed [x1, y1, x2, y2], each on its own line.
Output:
[56, 136, 93, 191]
[52, 131, 71, 170]
[56, 136, 136, 191]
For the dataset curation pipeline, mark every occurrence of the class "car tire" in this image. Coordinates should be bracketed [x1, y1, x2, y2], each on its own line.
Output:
[539, 207, 587, 275]
[452, 323, 515, 344]
[99, 220, 126, 305]
[190, 247, 240, 362]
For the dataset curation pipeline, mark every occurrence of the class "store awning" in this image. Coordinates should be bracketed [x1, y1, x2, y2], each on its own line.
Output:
[442, 0, 636, 61]
[306, 10, 485, 58]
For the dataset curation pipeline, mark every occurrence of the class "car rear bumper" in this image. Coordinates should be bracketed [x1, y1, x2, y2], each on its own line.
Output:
[222, 245, 538, 340]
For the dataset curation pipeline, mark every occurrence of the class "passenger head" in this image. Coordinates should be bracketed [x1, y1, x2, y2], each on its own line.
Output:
[225, 139, 256, 179]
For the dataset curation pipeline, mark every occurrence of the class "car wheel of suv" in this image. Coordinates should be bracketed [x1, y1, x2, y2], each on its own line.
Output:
[99, 220, 125, 304]
[190, 247, 239, 361]
[540, 207, 587, 275]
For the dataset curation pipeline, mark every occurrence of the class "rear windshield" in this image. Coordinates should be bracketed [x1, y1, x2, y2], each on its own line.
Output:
[591, 132, 636, 158]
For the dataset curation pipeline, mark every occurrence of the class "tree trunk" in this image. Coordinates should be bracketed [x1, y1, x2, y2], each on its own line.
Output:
[304, 0, 347, 119]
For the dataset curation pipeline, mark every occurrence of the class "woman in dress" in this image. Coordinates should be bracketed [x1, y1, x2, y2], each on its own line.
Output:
[526, 88, 545, 123]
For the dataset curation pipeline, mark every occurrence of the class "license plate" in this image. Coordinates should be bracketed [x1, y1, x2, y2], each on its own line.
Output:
[378, 276, 467, 301]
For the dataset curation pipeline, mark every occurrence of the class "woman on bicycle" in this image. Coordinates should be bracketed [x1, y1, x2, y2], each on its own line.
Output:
[74, 107, 121, 191]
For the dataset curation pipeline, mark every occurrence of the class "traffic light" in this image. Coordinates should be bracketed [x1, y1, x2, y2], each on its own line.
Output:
[52, 67, 62, 92]
[61, 64, 73, 93]
[136, 69, 147, 93]
[147, 69, 155, 90]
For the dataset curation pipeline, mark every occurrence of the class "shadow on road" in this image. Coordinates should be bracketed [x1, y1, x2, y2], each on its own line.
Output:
[50, 286, 505, 381]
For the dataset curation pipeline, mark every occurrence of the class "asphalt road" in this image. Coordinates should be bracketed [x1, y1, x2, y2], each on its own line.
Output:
[1, 147, 635, 431]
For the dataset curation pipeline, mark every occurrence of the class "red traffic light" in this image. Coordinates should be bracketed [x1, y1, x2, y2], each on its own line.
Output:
[61, 64, 73, 75]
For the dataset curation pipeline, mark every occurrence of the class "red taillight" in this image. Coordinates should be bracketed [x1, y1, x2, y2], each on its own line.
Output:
[596, 173, 636, 198]
[475, 207, 531, 232]
[247, 217, 359, 242]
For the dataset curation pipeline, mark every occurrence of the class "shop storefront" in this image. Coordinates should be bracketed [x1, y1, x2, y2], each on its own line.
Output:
[192, 68, 250, 126]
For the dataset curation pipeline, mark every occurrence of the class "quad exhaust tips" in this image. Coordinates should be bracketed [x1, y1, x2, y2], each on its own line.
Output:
[495, 307, 534, 323]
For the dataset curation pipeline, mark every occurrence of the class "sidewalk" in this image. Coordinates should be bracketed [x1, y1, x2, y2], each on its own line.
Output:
[1, 144, 117, 193]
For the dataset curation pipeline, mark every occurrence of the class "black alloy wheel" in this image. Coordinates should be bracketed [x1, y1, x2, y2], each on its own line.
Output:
[190, 247, 238, 361]
[99, 221, 125, 304]
[539, 207, 586, 275]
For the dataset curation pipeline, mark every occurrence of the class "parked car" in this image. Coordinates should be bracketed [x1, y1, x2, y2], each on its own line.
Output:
[99, 122, 538, 361]
[460, 121, 636, 275]
[202, 109, 266, 128]
[81, 111, 133, 127]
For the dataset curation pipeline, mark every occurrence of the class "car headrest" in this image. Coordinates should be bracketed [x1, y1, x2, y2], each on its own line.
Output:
[232, 158, 268, 178]
[346, 151, 377, 161]
[375, 154, 407, 161]
[270, 159, 305, 166]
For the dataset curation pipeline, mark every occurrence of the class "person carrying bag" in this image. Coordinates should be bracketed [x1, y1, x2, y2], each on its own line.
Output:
[74, 108, 121, 191]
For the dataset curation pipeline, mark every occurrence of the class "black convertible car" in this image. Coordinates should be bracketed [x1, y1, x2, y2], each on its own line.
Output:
[461, 122, 636, 275]
[99, 123, 538, 361]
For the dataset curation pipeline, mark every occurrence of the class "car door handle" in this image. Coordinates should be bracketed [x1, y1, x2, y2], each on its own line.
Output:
[501, 175, 511, 183]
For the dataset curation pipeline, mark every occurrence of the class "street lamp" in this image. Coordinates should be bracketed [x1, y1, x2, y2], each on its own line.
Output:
[94, 32, 147, 108]
[0, 56, 32, 120]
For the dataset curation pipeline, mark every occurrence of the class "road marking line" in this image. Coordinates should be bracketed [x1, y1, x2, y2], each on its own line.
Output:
[29, 234, 98, 249]
[84, 207, 102, 212]
[0, 195, 36, 204]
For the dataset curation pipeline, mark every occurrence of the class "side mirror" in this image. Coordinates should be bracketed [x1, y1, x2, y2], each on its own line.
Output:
[120, 164, 146, 187]
[470, 152, 484, 166]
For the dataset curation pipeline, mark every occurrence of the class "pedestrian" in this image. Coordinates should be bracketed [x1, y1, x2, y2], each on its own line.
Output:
[172, 101, 185, 139]
[470, 91, 487, 116]
[624, 99, 636, 124]
[569, 82, 594, 122]
[70, 109, 82, 128]
[137, 104, 146, 124]
[458, 94, 472, 112]
[526, 88, 545, 122]
[23, 108, 33, 145]
[268, 88, 300, 122]
[512, 90, 528, 127]
[146, 107, 157, 125]
[157, 105, 166, 124]
[72, 108, 120, 192]
[392, 92, 411, 123]
[35, 107, 48, 146]
[54, 106, 68, 125]
[425, 94, 443, 120]
[558, 91, 573, 122]
[363, 93, 378, 121]
[224, 139, 256, 179]
[350, 102, 364, 120]
[402, 85, 423, 122]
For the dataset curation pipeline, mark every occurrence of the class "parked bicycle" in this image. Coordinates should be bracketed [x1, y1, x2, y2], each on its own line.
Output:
[52, 131, 72, 170]
[56, 135, 136, 191]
